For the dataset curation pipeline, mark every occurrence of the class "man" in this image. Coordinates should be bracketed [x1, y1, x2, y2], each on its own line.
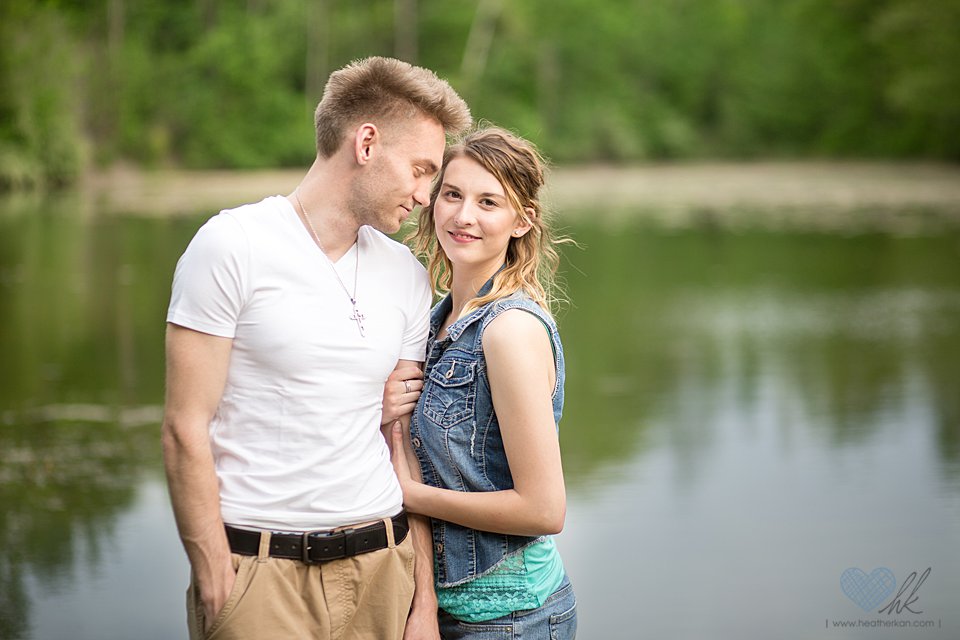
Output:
[162, 56, 470, 640]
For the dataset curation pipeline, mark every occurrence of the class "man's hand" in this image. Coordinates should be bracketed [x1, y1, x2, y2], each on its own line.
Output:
[201, 565, 238, 632]
[404, 603, 441, 640]
[405, 510, 441, 640]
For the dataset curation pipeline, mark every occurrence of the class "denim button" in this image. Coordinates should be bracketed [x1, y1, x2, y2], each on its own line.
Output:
[436, 543, 443, 554]
[412, 437, 421, 448]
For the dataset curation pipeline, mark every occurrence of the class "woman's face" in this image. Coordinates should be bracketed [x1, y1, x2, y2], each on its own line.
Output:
[432, 156, 530, 275]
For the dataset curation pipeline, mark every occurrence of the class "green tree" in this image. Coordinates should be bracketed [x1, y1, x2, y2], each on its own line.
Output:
[2, 0, 959, 190]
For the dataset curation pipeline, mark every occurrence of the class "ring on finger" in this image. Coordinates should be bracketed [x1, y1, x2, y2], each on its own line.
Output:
[403, 380, 411, 393]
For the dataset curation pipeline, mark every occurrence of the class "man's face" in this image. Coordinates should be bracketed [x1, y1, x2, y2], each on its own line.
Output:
[348, 115, 446, 235]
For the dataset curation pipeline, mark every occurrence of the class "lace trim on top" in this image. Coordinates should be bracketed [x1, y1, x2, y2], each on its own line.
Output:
[437, 538, 564, 622]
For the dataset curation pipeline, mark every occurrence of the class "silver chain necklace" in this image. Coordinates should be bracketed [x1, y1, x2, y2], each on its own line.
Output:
[294, 189, 366, 337]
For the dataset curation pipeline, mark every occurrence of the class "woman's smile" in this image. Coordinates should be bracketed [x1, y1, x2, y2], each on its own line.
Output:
[448, 230, 480, 243]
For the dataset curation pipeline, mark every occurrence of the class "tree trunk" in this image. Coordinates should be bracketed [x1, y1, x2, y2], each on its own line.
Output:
[306, 0, 330, 112]
[394, 0, 418, 63]
[107, 0, 124, 61]
[199, 0, 218, 30]
[461, 0, 503, 83]
[537, 40, 560, 135]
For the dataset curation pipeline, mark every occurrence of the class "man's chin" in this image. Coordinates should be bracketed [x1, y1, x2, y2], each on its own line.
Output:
[369, 218, 403, 236]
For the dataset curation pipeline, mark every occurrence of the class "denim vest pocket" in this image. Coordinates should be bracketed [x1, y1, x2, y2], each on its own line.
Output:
[422, 358, 477, 428]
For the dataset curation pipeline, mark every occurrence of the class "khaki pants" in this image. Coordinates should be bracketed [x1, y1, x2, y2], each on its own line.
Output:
[187, 521, 415, 640]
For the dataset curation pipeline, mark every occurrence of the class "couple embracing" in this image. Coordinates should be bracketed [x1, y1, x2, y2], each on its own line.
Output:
[162, 56, 575, 640]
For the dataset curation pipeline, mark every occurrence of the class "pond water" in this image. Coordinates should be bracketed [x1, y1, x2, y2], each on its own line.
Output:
[1, 194, 958, 639]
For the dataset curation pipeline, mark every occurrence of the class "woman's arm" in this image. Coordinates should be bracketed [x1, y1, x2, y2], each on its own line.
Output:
[392, 309, 566, 537]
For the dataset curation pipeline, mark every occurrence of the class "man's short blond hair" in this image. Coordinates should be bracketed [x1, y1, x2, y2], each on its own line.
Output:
[314, 57, 471, 157]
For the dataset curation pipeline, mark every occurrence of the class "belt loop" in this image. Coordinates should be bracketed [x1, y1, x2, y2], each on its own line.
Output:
[257, 530, 272, 562]
[384, 517, 396, 548]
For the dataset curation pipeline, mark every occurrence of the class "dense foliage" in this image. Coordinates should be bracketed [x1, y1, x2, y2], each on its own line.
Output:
[1, 0, 958, 188]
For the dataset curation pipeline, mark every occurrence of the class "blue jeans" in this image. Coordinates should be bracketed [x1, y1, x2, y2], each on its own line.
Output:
[438, 576, 577, 640]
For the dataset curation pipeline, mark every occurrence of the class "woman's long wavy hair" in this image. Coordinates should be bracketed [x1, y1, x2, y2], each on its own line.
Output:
[410, 125, 570, 318]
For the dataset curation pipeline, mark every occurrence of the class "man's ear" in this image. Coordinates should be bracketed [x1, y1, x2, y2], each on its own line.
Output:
[354, 123, 379, 165]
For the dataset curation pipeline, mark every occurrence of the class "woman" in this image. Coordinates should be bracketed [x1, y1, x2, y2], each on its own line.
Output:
[387, 126, 576, 639]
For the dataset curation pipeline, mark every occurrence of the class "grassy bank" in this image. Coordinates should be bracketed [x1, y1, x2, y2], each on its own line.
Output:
[70, 161, 960, 233]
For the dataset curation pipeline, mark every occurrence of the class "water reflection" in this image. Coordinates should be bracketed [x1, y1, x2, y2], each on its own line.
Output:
[667, 287, 960, 458]
[560, 224, 960, 486]
[0, 421, 159, 638]
[557, 223, 959, 638]
[1, 200, 959, 638]
[0, 198, 195, 639]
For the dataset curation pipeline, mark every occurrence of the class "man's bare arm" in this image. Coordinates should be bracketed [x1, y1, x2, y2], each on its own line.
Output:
[161, 323, 234, 632]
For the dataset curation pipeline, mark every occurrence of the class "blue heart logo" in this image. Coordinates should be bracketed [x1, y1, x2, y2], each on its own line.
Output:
[841, 567, 896, 611]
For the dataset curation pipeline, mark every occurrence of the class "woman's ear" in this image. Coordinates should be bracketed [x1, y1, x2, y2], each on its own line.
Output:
[513, 207, 536, 238]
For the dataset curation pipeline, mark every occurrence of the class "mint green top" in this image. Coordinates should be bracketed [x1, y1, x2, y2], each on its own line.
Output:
[436, 537, 565, 622]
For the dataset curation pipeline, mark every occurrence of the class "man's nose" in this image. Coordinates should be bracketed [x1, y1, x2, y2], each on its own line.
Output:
[413, 179, 432, 208]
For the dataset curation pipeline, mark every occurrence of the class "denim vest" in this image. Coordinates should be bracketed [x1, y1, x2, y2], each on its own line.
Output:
[410, 281, 565, 587]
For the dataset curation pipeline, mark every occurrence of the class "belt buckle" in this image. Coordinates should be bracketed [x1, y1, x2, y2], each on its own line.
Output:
[301, 528, 347, 565]
[341, 527, 357, 557]
[300, 530, 343, 564]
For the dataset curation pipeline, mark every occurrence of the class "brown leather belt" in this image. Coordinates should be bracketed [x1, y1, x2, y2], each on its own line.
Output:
[225, 511, 408, 564]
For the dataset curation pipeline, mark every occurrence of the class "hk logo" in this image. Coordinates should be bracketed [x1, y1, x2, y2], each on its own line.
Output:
[840, 567, 931, 614]
[840, 568, 896, 611]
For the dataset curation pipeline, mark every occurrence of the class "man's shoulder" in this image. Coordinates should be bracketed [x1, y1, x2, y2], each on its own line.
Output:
[361, 226, 424, 270]
[218, 195, 286, 228]
[188, 196, 281, 249]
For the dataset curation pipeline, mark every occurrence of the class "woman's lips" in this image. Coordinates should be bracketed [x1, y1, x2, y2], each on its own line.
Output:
[448, 230, 480, 243]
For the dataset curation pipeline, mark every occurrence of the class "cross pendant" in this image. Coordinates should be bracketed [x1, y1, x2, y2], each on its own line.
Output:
[350, 304, 366, 337]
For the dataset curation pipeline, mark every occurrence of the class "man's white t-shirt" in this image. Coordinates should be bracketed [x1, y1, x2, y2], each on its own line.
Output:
[167, 196, 431, 530]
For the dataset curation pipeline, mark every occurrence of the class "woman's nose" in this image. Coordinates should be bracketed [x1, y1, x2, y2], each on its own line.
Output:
[452, 203, 475, 226]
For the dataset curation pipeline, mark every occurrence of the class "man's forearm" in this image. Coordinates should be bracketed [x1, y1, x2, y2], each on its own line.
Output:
[387, 411, 439, 636]
[407, 512, 438, 611]
[162, 418, 234, 594]
[162, 324, 236, 628]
